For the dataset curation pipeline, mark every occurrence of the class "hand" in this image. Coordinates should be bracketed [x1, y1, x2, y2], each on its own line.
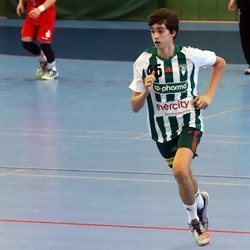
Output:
[228, 0, 236, 11]
[192, 95, 212, 110]
[16, 3, 25, 17]
[28, 8, 42, 19]
[144, 71, 155, 93]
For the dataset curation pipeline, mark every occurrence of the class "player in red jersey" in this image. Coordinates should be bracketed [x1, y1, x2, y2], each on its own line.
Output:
[16, 0, 59, 80]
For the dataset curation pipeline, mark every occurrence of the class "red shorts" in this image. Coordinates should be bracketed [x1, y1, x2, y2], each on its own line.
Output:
[21, 6, 56, 43]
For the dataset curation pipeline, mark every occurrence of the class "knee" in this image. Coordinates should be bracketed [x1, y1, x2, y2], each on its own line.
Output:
[22, 41, 31, 50]
[21, 37, 32, 43]
[172, 161, 190, 183]
[22, 41, 40, 55]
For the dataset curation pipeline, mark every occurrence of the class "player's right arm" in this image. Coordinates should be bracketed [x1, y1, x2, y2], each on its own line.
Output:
[131, 91, 148, 113]
[130, 71, 155, 112]
[16, 0, 27, 17]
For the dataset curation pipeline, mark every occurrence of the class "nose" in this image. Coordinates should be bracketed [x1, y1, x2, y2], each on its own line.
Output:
[152, 32, 159, 40]
[153, 31, 159, 37]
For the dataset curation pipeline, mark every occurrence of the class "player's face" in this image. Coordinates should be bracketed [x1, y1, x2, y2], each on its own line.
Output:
[150, 23, 175, 49]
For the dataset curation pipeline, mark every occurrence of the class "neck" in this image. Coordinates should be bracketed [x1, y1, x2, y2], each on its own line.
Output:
[157, 44, 175, 59]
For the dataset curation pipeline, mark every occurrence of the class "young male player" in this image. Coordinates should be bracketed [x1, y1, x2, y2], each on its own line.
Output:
[129, 8, 226, 247]
[16, 0, 59, 80]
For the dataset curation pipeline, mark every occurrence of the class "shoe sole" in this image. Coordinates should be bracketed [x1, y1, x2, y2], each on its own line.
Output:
[197, 237, 212, 247]
[41, 73, 59, 80]
[196, 228, 212, 247]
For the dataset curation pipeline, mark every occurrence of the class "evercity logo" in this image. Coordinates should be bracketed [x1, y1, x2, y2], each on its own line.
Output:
[153, 81, 188, 94]
[156, 100, 190, 111]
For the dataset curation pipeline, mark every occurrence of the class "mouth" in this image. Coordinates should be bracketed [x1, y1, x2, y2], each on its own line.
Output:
[154, 41, 161, 46]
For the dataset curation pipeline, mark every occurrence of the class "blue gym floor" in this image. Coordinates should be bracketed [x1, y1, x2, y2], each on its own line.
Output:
[0, 55, 250, 250]
[0, 43, 250, 248]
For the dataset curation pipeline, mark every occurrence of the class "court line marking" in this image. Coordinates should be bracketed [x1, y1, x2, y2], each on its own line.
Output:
[0, 169, 25, 177]
[8, 172, 250, 187]
[133, 133, 149, 140]
[204, 104, 250, 120]
[0, 127, 249, 139]
[203, 140, 250, 144]
[0, 219, 249, 235]
[0, 127, 248, 138]
[0, 127, 138, 134]
[0, 166, 249, 180]
[206, 134, 250, 139]
[0, 131, 250, 144]
[0, 126, 249, 143]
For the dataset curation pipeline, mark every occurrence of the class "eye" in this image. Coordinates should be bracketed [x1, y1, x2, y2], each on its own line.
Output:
[157, 29, 164, 34]
[150, 28, 166, 35]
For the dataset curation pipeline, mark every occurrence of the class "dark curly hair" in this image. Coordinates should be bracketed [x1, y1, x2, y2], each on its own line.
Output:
[148, 8, 179, 38]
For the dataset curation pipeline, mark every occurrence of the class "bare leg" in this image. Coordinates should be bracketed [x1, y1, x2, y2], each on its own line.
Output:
[172, 147, 196, 205]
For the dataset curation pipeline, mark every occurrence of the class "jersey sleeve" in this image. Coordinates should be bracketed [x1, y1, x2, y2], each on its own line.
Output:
[129, 62, 145, 93]
[182, 46, 217, 68]
[129, 52, 151, 93]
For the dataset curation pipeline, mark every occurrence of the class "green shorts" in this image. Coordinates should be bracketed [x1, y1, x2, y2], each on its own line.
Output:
[156, 127, 203, 168]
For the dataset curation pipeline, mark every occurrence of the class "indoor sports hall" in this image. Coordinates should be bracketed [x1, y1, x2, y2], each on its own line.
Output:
[0, 1, 249, 249]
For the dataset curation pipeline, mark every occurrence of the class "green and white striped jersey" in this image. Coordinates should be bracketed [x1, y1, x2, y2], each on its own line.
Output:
[129, 45, 216, 143]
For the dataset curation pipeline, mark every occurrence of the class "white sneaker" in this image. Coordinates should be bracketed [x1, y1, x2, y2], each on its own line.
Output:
[41, 69, 59, 80]
[189, 219, 211, 247]
[36, 61, 48, 78]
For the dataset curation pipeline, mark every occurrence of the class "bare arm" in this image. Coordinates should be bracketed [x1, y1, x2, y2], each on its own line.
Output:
[16, 0, 27, 16]
[130, 71, 155, 112]
[131, 91, 149, 113]
[193, 56, 226, 109]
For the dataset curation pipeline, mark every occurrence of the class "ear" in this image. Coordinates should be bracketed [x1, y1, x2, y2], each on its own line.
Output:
[171, 30, 176, 38]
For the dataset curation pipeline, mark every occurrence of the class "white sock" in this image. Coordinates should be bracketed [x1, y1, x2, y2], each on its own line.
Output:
[47, 61, 57, 71]
[184, 202, 199, 224]
[195, 190, 204, 210]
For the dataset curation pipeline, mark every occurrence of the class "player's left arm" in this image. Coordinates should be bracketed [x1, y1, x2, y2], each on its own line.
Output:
[28, 0, 56, 19]
[193, 56, 226, 109]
